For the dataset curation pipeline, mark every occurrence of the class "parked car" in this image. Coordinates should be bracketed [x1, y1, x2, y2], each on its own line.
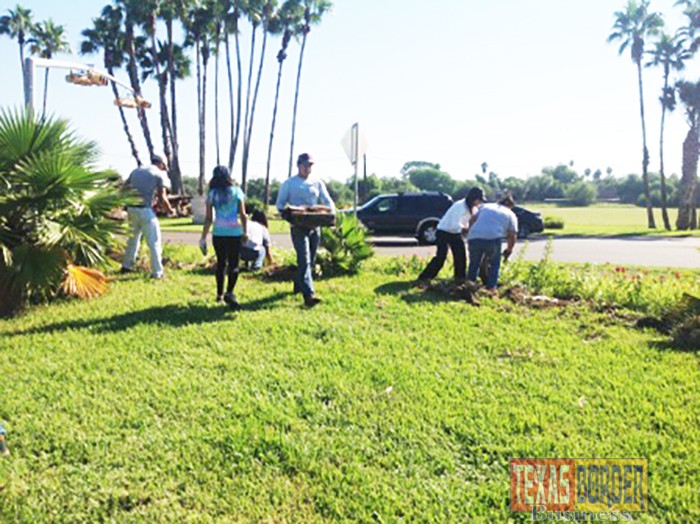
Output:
[513, 205, 544, 239]
[355, 192, 453, 244]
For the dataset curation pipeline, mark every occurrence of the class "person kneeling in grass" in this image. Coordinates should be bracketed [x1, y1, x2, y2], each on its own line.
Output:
[466, 195, 518, 289]
[241, 209, 274, 270]
[200, 166, 248, 309]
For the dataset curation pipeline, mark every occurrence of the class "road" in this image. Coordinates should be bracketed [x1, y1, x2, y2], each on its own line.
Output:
[161, 232, 700, 268]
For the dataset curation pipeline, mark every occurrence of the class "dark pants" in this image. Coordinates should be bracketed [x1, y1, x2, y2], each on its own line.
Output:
[291, 226, 320, 298]
[418, 230, 466, 280]
[213, 235, 242, 296]
[467, 238, 502, 289]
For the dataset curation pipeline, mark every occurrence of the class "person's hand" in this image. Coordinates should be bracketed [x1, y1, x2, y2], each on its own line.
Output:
[241, 234, 249, 244]
[199, 236, 207, 256]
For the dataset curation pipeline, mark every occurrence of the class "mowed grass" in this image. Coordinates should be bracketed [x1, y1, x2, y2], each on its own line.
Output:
[530, 203, 698, 237]
[0, 261, 698, 522]
[160, 216, 290, 234]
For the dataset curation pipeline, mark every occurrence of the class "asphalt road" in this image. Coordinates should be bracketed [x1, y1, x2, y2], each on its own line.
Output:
[162, 231, 700, 269]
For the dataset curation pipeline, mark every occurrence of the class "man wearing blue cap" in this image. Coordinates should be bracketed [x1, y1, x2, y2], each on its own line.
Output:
[276, 153, 335, 307]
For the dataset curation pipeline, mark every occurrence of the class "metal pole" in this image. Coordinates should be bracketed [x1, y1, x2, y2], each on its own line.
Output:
[24, 57, 34, 113]
[353, 123, 359, 215]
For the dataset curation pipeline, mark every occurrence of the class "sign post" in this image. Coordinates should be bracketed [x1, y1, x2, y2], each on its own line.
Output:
[341, 123, 367, 215]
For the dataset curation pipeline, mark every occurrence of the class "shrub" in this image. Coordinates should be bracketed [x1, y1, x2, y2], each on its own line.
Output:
[317, 214, 374, 276]
[0, 108, 127, 316]
[566, 181, 597, 206]
[543, 216, 565, 229]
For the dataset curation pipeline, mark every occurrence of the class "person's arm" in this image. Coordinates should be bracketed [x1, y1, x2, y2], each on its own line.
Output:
[504, 231, 516, 257]
[158, 186, 175, 215]
[318, 181, 336, 213]
[201, 200, 213, 240]
[468, 208, 481, 228]
[276, 180, 289, 213]
[238, 198, 248, 242]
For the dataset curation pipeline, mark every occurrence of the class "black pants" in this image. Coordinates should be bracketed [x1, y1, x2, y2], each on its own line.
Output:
[418, 230, 466, 280]
[213, 235, 242, 296]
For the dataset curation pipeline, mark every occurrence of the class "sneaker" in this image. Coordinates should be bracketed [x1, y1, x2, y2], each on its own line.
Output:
[150, 273, 164, 280]
[216, 295, 224, 303]
[304, 295, 322, 308]
[223, 292, 240, 310]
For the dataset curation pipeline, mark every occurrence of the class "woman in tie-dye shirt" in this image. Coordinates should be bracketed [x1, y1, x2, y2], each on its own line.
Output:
[200, 166, 248, 308]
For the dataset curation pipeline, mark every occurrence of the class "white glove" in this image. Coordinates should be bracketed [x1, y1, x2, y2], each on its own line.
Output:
[199, 237, 208, 256]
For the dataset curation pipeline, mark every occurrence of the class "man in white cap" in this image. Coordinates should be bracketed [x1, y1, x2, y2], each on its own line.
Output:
[121, 154, 175, 279]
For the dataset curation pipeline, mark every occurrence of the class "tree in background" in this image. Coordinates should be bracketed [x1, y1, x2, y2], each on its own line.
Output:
[646, 31, 690, 230]
[608, 0, 663, 228]
[0, 5, 33, 79]
[28, 19, 71, 115]
[287, 0, 332, 178]
[676, 79, 700, 229]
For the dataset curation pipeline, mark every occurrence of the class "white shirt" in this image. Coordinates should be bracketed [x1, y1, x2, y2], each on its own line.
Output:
[437, 199, 472, 234]
[246, 220, 271, 249]
[467, 203, 518, 240]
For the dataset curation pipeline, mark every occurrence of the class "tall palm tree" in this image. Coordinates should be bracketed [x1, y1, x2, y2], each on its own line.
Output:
[676, 79, 700, 230]
[0, 5, 33, 78]
[264, 0, 301, 204]
[28, 19, 71, 115]
[287, 0, 332, 178]
[608, 0, 663, 229]
[116, 0, 156, 160]
[646, 31, 690, 230]
[225, 0, 244, 171]
[81, 5, 142, 167]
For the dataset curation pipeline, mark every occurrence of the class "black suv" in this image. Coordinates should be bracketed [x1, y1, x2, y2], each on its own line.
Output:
[513, 206, 544, 239]
[355, 192, 453, 244]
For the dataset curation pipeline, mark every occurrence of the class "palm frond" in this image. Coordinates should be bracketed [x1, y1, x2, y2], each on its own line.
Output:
[62, 264, 109, 299]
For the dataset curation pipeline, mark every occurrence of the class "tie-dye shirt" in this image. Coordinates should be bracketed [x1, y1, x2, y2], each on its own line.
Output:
[207, 186, 246, 237]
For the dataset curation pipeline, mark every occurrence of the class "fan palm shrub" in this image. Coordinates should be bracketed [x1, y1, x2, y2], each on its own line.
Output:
[0, 108, 128, 317]
[318, 213, 373, 276]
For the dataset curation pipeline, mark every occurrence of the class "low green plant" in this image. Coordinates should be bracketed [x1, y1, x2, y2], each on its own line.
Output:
[317, 214, 374, 276]
[543, 215, 565, 229]
[0, 108, 128, 316]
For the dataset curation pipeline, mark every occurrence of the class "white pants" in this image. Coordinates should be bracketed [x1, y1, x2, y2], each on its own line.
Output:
[123, 207, 164, 277]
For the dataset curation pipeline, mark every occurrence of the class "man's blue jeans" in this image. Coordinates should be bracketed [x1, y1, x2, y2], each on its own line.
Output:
[291, 226, 320, 298]
[467, 238, 503, 289]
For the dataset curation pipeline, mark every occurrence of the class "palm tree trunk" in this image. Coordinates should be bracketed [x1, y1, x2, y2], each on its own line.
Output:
[215, 33, 221, 165]
[244, 27, 268, 195]
[202, 50, 209, 194]
[659, 74, 671, 231]
[265, 56, 286, 206]
[288, 33, 308, 178]
[42, 69, 49, 116]
[124, 17, 155, 159]
[677, 124, 698, 230]
[637, 61, 656, 229]
[226, 30, 236, 171]
[108, 66, 141, 166]
[241, 26, 258, 192]
[196, 39, 204, 196]
[166, 15, 182, 195]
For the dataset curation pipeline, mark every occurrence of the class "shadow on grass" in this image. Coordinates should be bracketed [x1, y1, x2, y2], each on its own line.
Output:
[374, 280, 466, 305]
[13, 292, 289, 336]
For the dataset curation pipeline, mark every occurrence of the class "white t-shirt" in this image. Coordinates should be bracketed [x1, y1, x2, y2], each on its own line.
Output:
[437, 199, 472, 234]
[246, 220, 271, 249]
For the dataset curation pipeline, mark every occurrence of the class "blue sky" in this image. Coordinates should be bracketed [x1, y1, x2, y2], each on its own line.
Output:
[0, 0, 697, 185]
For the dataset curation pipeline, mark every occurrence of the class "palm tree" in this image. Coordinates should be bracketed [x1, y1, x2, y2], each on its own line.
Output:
[0, 5, 33, 78]
[265, 0, 302, 204]
[81, 5, 142, 167]
[184, 2, 215, 195]
[116, 0, 156, 160]
[646, 31, 690, 230]
[0, 108, 129, 317]
[608, 0, 663, 229]
[676, 79, 700, 230]
[287, 0, 332, 178]
[225, 0, 244, 171]
[28, 19, 71, 115]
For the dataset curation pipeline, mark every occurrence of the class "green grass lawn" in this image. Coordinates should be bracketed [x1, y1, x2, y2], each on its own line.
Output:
[160, 216, 290, 235]
[528, 203, 699, 237]
[1, 260, 697, 522]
